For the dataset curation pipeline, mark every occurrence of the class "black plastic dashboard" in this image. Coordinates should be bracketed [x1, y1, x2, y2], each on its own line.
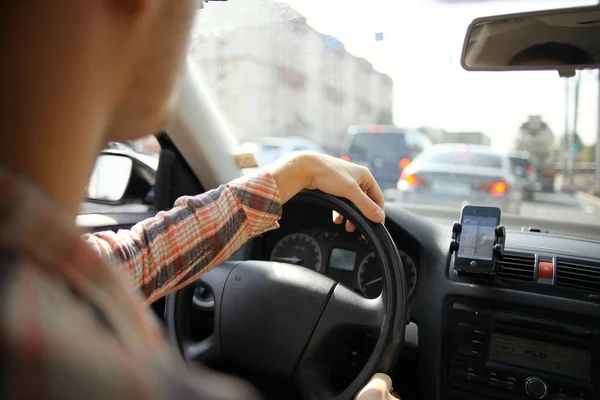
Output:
[250, 200, 600, 400]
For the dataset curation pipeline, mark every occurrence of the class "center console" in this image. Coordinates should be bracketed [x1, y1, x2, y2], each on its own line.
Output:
[445, 300, 599, 400]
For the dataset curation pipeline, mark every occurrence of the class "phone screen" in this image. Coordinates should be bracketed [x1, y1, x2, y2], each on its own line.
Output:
[458, 214, 498, 261]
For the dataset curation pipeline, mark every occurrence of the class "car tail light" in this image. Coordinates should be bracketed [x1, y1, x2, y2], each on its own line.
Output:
[542, 168, 557, 177]
[479, 181, 509, 197]
[399, 171, 425, 188]
[526, 165, 535, 174]
[399, 157, 412, 170]
[368, 125, 386, 134]
[340, 155, 351, 162]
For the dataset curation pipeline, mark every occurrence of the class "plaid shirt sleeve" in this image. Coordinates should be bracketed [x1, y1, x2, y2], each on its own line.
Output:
[82, 171, 282, 304]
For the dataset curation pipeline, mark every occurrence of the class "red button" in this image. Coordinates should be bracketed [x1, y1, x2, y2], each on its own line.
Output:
[538, 262, 554, 279]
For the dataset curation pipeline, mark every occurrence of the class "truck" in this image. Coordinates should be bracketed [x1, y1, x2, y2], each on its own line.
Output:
[441, 131, 492, 146]
[513, 115, 556, 192]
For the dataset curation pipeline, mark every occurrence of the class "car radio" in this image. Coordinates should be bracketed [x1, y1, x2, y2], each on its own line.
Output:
[446, 302, 599, 400]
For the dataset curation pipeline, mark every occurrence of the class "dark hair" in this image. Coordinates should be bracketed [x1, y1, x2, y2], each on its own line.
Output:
[509, 42, 594, 66]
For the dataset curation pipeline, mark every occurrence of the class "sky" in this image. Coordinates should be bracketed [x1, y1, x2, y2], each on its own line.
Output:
[200, 0, 600, 149]
[284, 0, 599, 149]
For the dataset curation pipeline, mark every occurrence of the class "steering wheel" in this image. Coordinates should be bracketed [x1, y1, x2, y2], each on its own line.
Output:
[165, 190, 408, 400]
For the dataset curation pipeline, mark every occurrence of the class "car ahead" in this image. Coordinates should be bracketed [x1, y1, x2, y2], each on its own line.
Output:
[393, 144, 522, 214]
[239, 136, 326, 167]
[340, 125, 432, 191]
[508, 151, 542, 201]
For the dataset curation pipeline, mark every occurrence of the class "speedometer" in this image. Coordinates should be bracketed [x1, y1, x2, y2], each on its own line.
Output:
[357, 250, 417, 299]
[270, 233, 323, 272]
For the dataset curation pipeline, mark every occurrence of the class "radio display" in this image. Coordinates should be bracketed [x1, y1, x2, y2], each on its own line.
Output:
[489, 333, 592, 381]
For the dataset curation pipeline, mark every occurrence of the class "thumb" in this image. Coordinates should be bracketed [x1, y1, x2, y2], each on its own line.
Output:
[355, 373, 393, 400]
[346, 184, 385, 223]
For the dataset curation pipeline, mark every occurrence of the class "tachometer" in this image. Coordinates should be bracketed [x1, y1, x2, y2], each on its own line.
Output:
[357, 250, 417, 299]
[270, 233, 323, 272]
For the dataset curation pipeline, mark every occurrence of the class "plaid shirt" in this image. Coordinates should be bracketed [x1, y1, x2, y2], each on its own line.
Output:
[0, 166, 282, 400]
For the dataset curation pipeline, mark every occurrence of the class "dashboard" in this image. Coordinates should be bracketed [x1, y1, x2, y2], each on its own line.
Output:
[247, 199, 600, 400]
[80, 196, 600, 400]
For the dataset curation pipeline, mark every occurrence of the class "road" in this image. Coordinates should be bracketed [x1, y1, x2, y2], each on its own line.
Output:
[81, 191, 597, 223]
[520, 191, 598, 225]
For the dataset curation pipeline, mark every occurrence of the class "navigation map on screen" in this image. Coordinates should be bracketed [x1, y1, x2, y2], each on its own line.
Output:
[457, 215, 497, 260]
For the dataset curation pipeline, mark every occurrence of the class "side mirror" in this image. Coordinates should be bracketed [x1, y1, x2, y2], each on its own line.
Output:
[85, 150, 157, 206]
[86, 155, 133, 203]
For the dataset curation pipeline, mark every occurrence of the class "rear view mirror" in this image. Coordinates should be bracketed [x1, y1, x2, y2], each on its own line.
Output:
[461, 5, 600, 76]
[86, 155, 133, 203]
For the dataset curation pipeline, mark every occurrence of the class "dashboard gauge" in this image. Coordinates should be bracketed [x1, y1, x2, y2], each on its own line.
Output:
[270, 233, 323, 272]
[357, 250, 418, 299]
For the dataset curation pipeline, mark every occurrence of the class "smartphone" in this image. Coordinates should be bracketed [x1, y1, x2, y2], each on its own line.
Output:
[455, 205, 501, 274]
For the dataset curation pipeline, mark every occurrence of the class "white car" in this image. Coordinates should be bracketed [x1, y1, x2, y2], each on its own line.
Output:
[239, 137, 327, 167]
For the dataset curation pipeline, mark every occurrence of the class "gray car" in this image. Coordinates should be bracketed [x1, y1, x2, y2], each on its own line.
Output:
[392, 144, 522, 214]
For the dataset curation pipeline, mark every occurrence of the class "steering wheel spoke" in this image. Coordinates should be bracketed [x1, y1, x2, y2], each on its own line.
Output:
[182, 334, 221, 363]
[325, 284, 385, 331]
[293, 284, 385, 399]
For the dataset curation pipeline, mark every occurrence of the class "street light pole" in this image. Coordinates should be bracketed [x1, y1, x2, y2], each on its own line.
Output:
[564, 78, 572, 189]
[570, 72, 581, 188]
[596, 70, 600, 192]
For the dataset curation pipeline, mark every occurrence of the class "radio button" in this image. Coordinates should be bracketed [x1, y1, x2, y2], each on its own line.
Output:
[525, 377, 548, 399]
[457, 323, 486, 337]
[449, 363, 481, 384]
[486, 377, 502, 389]
[453, 303, 489, 317]
[457, 344, 483, 358]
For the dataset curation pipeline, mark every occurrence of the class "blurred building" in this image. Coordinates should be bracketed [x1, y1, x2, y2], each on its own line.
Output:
[189, 1, 394, 151]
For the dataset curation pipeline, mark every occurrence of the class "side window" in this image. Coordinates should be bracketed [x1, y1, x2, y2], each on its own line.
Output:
[79, 135, 160, 215]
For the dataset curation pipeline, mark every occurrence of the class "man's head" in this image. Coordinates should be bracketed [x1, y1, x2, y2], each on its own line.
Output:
[0, 0, 201, 213]
[104, 0, 201, 141]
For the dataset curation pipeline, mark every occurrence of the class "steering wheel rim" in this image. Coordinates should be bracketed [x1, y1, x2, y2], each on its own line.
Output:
[165, 189, 408, 400]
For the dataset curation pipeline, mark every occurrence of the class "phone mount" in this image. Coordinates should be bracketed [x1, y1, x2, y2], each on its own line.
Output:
[449, 222, 506, 282]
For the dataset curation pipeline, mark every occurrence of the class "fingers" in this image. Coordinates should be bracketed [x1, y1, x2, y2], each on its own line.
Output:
[331, 166, 385, 232]
[359, 167, 385, 212]
[365, 182, 385, 213]
[346, 220, 356, 232]
[345, 182, 385, 224]
[354, 373, 395, 400]
[333, 210, 344, 225]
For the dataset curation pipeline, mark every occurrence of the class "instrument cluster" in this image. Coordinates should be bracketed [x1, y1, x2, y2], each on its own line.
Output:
[268, 227, 418, 299]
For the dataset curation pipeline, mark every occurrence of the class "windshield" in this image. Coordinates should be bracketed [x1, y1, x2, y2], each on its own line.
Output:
[346, 133, 408, 161]
[416, 150, 503, 169]
[191, 0, 600, 235]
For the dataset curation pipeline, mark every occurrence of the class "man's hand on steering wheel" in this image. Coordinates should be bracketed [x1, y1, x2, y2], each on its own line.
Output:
[267, 151, 385, 233]
[267, 152, 399, 399]
[355, 374, 400, 399]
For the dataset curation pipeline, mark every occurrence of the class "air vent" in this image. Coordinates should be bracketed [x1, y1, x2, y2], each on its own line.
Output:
[497, 252, 535, 282]
[556, 258, 600, 293]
